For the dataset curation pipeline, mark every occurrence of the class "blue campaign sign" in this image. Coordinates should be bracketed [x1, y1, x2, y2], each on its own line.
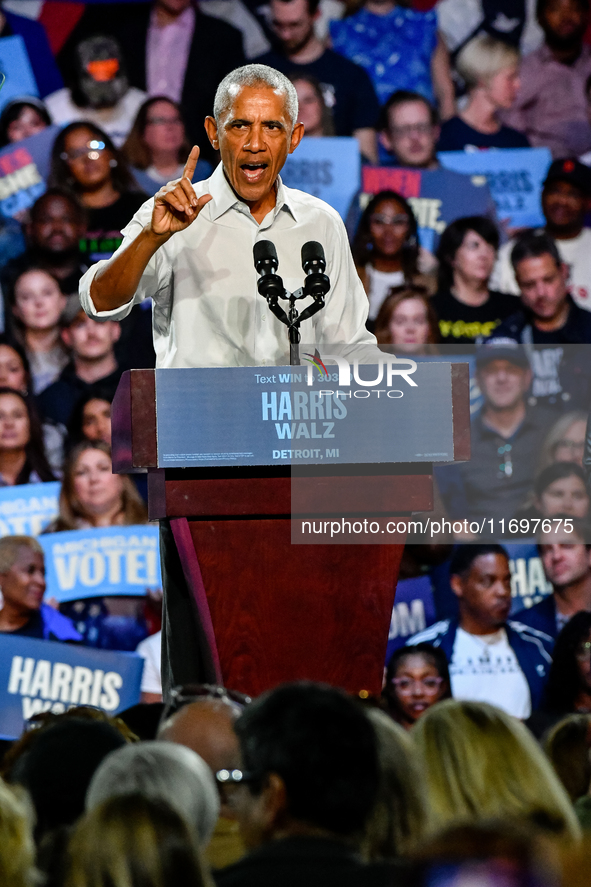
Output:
[0, 35, 38, 114]
[281, 137, 361, 220]
[386, 575, 437, 661]
[506, 542, 552, 614]
[358, 165, 495, 253]
[0, 634, 142, 739]
[38, 525, 162, 603]
[155, 362, 456, 468]
[0, 481, 60, 537]
[438, 147, 552, 229]
[0, 126, 60, 219]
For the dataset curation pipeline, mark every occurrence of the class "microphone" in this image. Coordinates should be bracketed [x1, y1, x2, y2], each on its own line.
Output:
[301, 241, 326, 275]
[301, 241, 330, 303]
[254, 240, 278, 276]
[253, 240, 287, 323]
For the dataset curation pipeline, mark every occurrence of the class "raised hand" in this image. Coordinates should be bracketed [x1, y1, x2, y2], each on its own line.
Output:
[151, 145, 213, 237]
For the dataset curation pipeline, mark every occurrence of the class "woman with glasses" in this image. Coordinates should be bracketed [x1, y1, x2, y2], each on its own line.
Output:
[528, 612, 591, 739]
[123, 96, 212, 192]
[383, 642, 451, 730]
[537, 411, 588, 474]
[352, 189, 435, 331]
[49, 122, 146, 261]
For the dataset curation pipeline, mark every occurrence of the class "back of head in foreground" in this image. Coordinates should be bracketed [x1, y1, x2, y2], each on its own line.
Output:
[234, 682, 379, 846]
[64, 793, 214, 887]
[362, 709, 427, 860]
[0, 777, 36, 887]
[86, 740, 220, 846]
[411, 699, 580, 841]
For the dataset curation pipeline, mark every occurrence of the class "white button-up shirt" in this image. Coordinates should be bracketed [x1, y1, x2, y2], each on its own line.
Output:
[79, 163, 376, 368]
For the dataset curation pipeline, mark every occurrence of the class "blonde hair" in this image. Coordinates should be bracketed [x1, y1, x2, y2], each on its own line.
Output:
[52, 440, 147, 532]
[0, 778, 37, 887]
[537, 411, 588, 474]
[363, 709, 427, 860]
[412, 699, 581, 841]
[65, 794, 214, 887]
[457, 35, 520, 91]
[0, 535, 42, 575]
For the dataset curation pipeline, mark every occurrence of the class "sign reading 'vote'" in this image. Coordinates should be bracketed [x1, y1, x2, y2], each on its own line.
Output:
[38, 525, 162, 603]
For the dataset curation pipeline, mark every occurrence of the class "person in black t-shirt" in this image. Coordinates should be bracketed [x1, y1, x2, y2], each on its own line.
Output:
[254, 0, 380, 162]
[437, 34, 529, 152]
[49, 122, 147, 262]
[489, 230, 591, 409]
[433, 216, 517, 344]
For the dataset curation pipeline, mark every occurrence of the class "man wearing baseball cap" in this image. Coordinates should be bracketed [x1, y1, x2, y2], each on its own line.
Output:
[492, 158, 591, 310]
[436, 343, 556, 524]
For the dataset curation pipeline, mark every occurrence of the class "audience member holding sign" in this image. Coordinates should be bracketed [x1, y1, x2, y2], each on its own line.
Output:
[0, 534, 80, 641]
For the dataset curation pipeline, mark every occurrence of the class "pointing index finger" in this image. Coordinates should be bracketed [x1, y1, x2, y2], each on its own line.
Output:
[183, 145, 200, 182]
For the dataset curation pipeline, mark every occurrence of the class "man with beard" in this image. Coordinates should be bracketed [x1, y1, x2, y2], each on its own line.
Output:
[1, 189, 88, 300]
[504, 0, 591, 157]
[491, 158, 591, 311]
[254, 0, 380, 162]
[407, 544, 554, 718]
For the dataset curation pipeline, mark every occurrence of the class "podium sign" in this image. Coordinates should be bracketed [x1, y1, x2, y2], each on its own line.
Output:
[155, 361, 458, 468]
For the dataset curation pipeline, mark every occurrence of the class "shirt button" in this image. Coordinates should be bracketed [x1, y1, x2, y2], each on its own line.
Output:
[261, 316, 266, 322]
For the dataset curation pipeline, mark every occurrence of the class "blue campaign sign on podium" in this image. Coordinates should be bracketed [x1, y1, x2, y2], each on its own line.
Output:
[438, 147, 552, 229]
[38, 525, 162, 603]
[154, 360, 458, 468]
[281, 137, 361, 220]
[0, 635, 143, 739]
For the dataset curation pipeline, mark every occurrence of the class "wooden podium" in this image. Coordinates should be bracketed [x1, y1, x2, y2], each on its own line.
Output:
[112, 366, 469, 699]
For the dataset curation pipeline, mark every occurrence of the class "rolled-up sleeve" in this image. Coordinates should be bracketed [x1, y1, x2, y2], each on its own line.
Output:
[79, 198, 170, 322]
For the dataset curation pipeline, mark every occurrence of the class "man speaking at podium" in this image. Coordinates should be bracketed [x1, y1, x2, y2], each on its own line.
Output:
[79, 63, 376, 365]
[78, 64, 377, 693]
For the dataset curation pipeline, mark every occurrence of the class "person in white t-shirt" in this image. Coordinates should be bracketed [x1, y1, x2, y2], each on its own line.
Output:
[407, 544, 554, 718]
[491, 158, 591, 312]
[136, 629, 162, 703]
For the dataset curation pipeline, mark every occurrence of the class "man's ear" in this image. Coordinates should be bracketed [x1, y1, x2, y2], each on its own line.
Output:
[289, 121, 305, 154]
[378, 130, 392, 152]
[258, 772, 289, 836]
[61, 327, 72, 349]
[450, 574, 463, 600]
[110, 321, 121, 344]
[205, 116, 219, 151]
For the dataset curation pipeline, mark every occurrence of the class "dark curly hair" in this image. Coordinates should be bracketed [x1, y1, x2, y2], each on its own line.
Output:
[49, 121, 139, 196]
[543, 611, 591, 713]
[352, 190, 419, 278]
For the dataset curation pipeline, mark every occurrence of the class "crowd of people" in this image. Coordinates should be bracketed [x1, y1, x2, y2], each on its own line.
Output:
[1, 0, 591, 882]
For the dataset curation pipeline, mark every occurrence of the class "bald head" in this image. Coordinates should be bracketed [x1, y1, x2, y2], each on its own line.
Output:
[158, 699, 241, 774]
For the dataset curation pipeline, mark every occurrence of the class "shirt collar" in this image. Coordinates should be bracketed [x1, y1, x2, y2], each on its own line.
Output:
[207, 162, 298, 223]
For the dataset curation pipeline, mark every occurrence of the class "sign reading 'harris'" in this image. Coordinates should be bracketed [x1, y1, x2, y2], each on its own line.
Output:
[155, 359, 458, 467]
[0, 635, 143, 739]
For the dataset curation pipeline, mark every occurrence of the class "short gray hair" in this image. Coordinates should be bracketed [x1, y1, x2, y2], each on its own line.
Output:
[85, 741, 220, 845]
[213, 64, 299, 127]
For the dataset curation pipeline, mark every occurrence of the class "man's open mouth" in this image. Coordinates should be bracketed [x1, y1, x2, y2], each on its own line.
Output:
[241, 162, 268, 183]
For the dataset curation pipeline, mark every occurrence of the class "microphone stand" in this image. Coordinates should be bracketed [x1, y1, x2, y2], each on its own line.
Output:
[255, 242, 330, 366]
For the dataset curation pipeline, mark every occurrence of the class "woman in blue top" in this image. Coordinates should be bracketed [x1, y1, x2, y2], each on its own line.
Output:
[330, 0, 455, 119]
[438, 35, 530, 152]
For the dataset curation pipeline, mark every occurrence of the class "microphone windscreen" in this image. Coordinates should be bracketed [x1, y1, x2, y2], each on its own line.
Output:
[301, 241, 325, 270]
[253, 240, 278, 267]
